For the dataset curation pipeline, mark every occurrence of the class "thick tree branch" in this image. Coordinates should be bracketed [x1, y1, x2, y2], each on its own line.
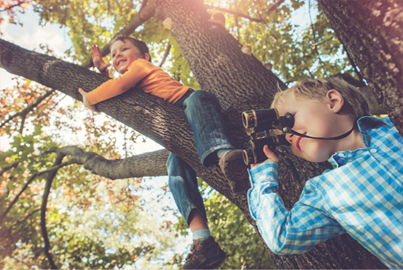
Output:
[81, 0, 158, 68]
[0, 37, 201, 180]
[50, 146, 169, 179]
[40, 153, 64, 270]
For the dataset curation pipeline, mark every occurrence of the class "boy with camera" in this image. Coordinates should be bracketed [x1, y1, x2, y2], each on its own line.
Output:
[78, 36, 250, 269]
[247, 78, 403, 268]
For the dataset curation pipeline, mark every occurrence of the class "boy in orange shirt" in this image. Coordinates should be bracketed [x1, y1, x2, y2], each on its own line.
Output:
[78, 36, 247, 269]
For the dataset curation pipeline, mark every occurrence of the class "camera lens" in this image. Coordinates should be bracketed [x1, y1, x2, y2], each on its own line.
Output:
[243, 149, 254, 166]
[242, 110, 256, 129]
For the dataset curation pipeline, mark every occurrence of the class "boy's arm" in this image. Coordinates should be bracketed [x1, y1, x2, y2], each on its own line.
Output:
[83, 60, 152, 106]
[78, 88, 100, 113]
[248, 147, 345, 254]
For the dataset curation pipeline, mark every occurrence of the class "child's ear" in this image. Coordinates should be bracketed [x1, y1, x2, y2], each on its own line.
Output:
[143, 53, 150, 62]
[326, 90, 344, 113]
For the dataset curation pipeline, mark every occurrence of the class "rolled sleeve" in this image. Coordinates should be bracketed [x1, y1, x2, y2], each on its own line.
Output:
[248, 161, 278, 220]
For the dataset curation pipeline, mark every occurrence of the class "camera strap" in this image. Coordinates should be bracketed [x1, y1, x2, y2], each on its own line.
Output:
[282, 122, 357, 140]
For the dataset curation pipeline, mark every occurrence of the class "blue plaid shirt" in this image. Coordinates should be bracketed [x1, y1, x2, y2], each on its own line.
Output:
[247, 116, 403, 269]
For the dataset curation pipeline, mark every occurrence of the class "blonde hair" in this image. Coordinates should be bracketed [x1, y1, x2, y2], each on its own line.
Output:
[272, 77, 370, 120]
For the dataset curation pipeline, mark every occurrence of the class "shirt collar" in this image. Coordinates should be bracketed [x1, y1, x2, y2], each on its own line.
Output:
[328, 116, 390, 168]
[356, 115, 391, 133]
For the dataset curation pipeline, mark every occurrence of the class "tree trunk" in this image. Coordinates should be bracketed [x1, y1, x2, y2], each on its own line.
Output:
[319, 0, 403, 136]
[0, 0, 390, 268]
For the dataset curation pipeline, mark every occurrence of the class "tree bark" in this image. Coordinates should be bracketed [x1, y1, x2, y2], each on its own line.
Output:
[319, 0, 403, 136]
[0, 0, 392, 268]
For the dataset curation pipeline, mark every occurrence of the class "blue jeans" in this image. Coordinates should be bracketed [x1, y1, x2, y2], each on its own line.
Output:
[167, 89, 235, 224]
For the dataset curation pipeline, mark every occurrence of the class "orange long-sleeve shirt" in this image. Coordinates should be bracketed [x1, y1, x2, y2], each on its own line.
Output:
[87, 58, 189, 105]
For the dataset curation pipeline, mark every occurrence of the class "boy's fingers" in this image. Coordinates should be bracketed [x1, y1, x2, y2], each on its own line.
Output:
[263, 145, 279, 163]
[78, 88, 87, 96]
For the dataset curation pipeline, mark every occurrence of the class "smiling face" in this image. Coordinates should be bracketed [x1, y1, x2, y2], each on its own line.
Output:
[110, 40, 148, 74]
[275, 90, 362, 162]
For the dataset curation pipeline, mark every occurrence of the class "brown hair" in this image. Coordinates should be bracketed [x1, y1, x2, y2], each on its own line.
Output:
[272, 77, 370, 120]
[110, 36, 152, 62]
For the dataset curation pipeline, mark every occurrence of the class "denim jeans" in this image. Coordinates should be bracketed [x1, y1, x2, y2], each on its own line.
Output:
[167, 89, 235, 224]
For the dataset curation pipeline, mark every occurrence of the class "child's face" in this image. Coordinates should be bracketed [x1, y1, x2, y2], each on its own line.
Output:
[111, 40, 145, 74]
[275, 91, 348, 162]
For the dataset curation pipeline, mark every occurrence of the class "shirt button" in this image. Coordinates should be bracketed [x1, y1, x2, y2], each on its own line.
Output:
[370, 149, 377, 153]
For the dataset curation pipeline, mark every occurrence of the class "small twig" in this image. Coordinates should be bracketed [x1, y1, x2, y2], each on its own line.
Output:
[159, 42, 171, 67]
[0, 89, 55, 130]
[0, 162, 19, 176]
[257, 247, 266, 269]
[266, 0, 285, 15]
[257, 13, 278, 42]
[0, 161, 73, 222]
[0, 0, 30, 12]
[12, 209, 40, 228]
[308, 0, 327, 74]
[41, 153, 64, 270]
[205, 4, 263, 23]
[235, 16, 240, 41]
[19, 113, 26, 134]
[140, 0, 149, 12]
[343, 45, 365, 84]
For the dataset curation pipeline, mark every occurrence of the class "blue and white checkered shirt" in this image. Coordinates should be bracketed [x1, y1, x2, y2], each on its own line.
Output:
[247, 116, 403, 269]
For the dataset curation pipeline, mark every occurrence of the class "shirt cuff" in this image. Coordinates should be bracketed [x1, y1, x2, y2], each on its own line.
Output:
[249, 161, 278, 186]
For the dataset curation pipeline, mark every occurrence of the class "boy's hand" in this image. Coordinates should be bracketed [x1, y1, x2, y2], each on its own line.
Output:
[91, 45, 110, 76]
[250, 145, 279, 168]
[78, 88, 100, 113]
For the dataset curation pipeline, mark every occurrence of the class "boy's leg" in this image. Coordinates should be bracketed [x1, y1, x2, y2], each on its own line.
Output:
[167, 153, 207, 224]
[166, 153, 226, 269]
[182, 90, 249, 192]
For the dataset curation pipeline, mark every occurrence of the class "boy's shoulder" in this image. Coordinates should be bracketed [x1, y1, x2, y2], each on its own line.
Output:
[357, 115, 392, 133]
[129, 58, 156, 69]
[357, 115, 402, 145]
[127, 58, 160, 76]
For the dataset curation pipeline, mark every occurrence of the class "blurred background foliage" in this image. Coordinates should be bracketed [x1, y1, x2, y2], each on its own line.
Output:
[0, 0, 361, 268]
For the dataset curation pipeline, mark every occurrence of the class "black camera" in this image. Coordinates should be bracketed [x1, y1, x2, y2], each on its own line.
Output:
[242, 108, 294, 165]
